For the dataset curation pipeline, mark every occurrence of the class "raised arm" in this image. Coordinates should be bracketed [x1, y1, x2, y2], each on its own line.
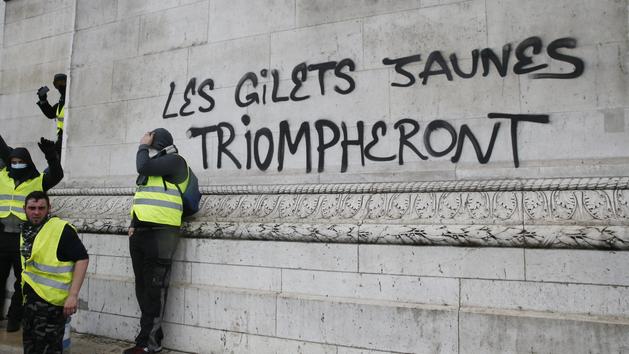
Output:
[39, 138, 64, 190]
[0, 133, 13, 165]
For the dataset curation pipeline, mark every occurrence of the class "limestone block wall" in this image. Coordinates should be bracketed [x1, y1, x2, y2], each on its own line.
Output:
[74, 234, 629, 353]
[0, 0, 74, 161]
[1, 0, 629, 353]
[56, 0, 629, 187]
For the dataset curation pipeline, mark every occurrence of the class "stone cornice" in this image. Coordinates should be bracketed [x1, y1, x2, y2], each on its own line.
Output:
[49, 177, 629, 195]
[49, 177, 629, 249]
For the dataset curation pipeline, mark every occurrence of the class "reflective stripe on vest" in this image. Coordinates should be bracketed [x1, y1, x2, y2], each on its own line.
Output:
[131, 167, 189, 227]
[56, 105, 65, 130]
[21, 217, 76, 306]
[0, 168, 44, 221]
[24, 260, 74, 274]
[136, 186, 180, 196]
[133, 198, 182, 211]
[22, 271, 71, 291]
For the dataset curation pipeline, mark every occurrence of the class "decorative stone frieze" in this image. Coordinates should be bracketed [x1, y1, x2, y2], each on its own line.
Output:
[49, 177, 629, 249]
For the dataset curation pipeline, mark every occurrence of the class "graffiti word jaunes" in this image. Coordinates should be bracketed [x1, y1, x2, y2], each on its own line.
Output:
[186, 112, 549, 173]
[384, 36, 584, 87]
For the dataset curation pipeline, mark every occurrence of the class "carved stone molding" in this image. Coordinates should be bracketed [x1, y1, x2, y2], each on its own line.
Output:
[49, 177, 629, 249]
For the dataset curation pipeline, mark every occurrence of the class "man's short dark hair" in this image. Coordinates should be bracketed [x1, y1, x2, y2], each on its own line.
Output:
[24, 191, 50, 207]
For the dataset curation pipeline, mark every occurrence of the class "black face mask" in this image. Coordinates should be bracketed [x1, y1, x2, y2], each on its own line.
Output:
[8, 165, 30, 181]
[7, 148, 39, 182]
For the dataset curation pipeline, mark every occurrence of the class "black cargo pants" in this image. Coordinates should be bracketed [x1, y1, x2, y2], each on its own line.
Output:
[129, 226, 180, 351]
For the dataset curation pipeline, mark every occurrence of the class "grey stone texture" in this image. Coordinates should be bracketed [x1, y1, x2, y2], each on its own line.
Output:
[69, 236, 629, 353]
[1, 0, 629, 352]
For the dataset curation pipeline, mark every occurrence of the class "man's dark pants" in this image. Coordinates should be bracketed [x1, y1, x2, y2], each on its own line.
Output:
[22, 298, 65, 354]
[0, 231, 23, 322]
[129, 227, 180, 350]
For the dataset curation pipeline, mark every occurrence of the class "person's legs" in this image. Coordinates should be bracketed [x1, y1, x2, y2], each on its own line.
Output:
[129, 228, 179, 352]
[7, 241, 23, 322]
[22, 299, 65, 354]
[0, 232, 22, 331]
[0, 248, 11, 321]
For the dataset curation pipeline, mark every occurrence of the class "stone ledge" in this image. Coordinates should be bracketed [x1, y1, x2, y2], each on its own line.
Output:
[49, 176, 629, 249]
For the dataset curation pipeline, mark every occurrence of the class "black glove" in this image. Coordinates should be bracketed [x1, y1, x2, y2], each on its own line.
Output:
[38, 137, 57, 160]
[37, 86, 49, 101]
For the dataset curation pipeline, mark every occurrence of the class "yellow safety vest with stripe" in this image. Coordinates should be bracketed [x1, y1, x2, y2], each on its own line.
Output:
[21, 217, 76, 306]
[131, 170, 190, 227]
[0, 168, 45, 221]
[56, 105, 65, 131]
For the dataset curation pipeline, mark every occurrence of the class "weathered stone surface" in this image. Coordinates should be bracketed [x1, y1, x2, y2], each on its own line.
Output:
[182, 238, 357, 271]
[282, 269, 459, 305]
[75, 0, 117, 30]
[359, 245, 525, 279]
[277, 295, 458, 353]
[189, 262, 281, 291]
[461, 279, 629, 317]
[69, 102, 127, 146]
[1, 34, 70, 69]
[296, 0, 420, 27]
[163, 322, 338, 354]
[3, 6, 72, 46]
[363, 0, 486, 69]
[485, 0, 627, 47]
[70, 63, 114, 107]
[73, 17, 140, 66]
[111, 49, 188, 101]
[139, 2, 209, 55]
[459, 308, 629, 354]
[188, 35, 270, 90]
[184, 286, 276, 335]
[209, 0, 295, 41]
[526, 249, 629, 286]
[270, 20, 363, 80]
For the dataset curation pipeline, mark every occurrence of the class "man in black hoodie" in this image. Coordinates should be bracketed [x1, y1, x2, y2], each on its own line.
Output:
[125, 128, 188, 354]
[36, 73, 66, 157]
[0, 133, 63, 332]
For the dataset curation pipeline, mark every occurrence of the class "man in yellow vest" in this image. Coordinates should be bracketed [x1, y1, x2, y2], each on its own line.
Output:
[125, 128, 188, 354]
[36, 73, 66, 157]
[0, 133, 63, 332]
[20, 191, 88, 354]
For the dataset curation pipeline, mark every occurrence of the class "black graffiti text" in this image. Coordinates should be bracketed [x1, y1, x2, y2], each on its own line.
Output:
[234, 58, 356, 108]
[163, 77, 215, 119]
[187, 112, 549, 172]
[383, 36, 585, 87]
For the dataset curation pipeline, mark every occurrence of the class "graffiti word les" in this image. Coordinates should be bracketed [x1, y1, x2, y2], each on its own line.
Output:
[187, 113, 549, 173]
[383, 36, 585, 87]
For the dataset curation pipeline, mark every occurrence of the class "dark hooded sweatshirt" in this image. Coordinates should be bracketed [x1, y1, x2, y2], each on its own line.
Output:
[0, 135, 64, 232]
[131, 128, 187, 228]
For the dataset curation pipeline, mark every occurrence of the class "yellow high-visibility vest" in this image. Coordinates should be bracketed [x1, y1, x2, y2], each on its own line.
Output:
[0, 168, 44, 221]
[130, 171, 190, 227]
[56, 105, 65, 131]
[21, 217, 76, 306]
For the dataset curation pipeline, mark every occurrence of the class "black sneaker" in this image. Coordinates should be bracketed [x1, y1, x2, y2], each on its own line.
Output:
[6, 318, 20, 332]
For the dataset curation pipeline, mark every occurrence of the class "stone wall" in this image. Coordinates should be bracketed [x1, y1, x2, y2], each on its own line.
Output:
[74, 235, 629, 353]
[1, 0, 629, 353]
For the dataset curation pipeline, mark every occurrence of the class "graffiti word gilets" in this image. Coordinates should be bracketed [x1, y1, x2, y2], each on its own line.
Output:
[162, 36, 582, 172]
